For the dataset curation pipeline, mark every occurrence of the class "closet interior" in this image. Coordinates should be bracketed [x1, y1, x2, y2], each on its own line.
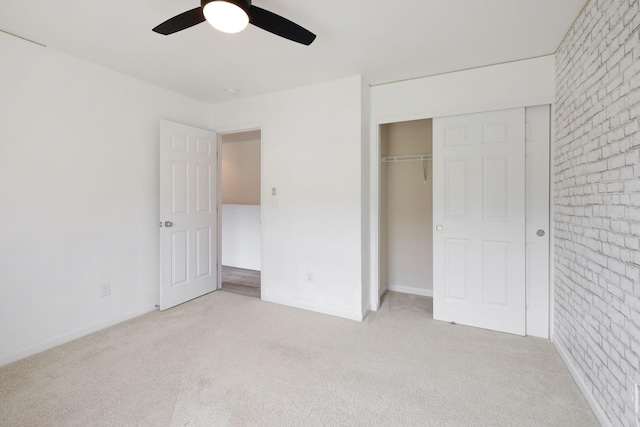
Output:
[379, 119, 433, 298]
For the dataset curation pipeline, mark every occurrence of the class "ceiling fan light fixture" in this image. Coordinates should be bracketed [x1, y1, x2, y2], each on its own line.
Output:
[203, 0, 250, 34]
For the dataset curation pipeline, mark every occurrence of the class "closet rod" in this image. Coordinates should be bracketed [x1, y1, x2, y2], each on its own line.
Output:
[382, 155, 430, 184]
[381, 154, 432, 162]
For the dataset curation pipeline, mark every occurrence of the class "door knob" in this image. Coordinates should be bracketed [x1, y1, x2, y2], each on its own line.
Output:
[436, 225, 443, 231]
[164, 221, 173, 227]
[536, 229, 545, 237]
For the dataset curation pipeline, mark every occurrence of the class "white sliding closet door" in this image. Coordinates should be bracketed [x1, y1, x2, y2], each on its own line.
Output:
[433, 108, 526, 336]
[525, 105, 551, 338]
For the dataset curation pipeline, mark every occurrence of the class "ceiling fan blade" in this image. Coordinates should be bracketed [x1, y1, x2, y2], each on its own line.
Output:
[153, 7, 206, 35]
[249, 6, 316, 46]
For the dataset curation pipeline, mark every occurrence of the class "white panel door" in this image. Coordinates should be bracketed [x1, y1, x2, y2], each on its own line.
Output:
[525, 105, 550, 338]
[433, 108, 526, 335]
[159, 120, 217, 310]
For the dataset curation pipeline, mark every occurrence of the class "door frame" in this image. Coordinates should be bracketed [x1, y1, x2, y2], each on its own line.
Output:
[215, 124, 265, 299]
[369, 105, 554, 336]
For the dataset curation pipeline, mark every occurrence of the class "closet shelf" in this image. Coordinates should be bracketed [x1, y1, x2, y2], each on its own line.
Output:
[381, 154, 432, 163]
[382, 154, 431, 184]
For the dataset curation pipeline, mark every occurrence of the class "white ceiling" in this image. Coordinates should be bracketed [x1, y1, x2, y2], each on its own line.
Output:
[0, 0, 586, 104]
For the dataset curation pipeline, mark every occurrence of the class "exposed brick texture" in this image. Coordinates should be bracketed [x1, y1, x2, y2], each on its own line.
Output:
[554, 0, 640, 425]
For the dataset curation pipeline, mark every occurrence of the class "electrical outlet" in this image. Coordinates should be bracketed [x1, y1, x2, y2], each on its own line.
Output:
[305, 270, 314, 284]
[100, 282, 111, 298]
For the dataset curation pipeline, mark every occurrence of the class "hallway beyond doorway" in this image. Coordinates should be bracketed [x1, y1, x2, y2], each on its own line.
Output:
[221, 266, 260, 298]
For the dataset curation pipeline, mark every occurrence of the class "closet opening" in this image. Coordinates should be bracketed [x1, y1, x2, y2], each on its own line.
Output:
[219, 129, 262, 298]
[379, 119, 434, 310]
[375, 106, 550, 337]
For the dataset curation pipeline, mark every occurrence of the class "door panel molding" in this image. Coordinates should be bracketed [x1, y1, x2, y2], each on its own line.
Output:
[160, 120, 218, 310]
[433, 108, 526, 336]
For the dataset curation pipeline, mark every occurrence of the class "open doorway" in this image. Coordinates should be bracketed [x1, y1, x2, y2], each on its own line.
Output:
[219, 130, 262, 298]
[378, 119, 433, 311]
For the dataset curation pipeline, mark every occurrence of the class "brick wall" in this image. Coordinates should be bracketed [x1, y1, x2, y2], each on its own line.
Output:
[554, 0, 640, 425]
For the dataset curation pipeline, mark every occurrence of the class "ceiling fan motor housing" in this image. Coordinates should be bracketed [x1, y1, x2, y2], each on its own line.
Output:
[202, 0, 251, 14]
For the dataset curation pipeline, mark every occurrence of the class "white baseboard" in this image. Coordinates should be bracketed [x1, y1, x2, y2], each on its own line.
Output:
[0, 305, 157, 367]
[371, 285, 389, 312]
[262, 296, 364, 321]
[388, 284, 433, 297]
[552, 336, 611, 427]
[380, 285, 388, 298]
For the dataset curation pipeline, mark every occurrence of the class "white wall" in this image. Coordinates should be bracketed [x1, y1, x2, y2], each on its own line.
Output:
[369, 56, 556, 309]
[210, 76, 367, 320]
[0, 33, 211, 366]
[381, 119, 433, 297]
[553, 1, 640, 425]
[221, 205, 261, 271]
[221, 131, 261, 205]
[372, 56, 556, 123]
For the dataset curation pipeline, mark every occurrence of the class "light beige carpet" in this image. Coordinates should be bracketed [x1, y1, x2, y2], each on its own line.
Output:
[0, 291, 597, 426]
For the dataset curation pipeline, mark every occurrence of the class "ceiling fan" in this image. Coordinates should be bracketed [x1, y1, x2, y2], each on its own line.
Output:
[152, 0, 316, 46]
